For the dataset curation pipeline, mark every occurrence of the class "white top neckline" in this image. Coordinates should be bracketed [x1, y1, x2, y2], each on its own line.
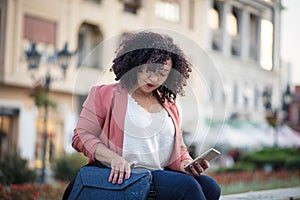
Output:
[122, 94, 175, 170]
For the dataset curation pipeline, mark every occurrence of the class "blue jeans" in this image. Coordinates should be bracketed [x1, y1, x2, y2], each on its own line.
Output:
[151, 170, 221, 200]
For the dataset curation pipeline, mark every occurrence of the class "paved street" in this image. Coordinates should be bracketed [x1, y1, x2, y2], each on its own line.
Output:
[221, 187, 300, 200]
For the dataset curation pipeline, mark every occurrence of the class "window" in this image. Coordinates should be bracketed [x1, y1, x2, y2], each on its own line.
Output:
[228, 7, 241, 56]
[0, 107, 19, 158]
[210, 1, 222, 51]
[243, 84, 251, 108]
[77, 95, 88, 115]
[260, 19, 273, 70]
[233, 83, 238, 105]
[188, 0, 195, 29]
[155, 0, 180, 23]
[23, 15, 56, 45]
[84, 0, 102, 4]
[122, 0, 141, 14]
[254, 87, 259, 109]
[249, 13, 260, 61]
[77, 23, 103, 68]
[23, 15, 56, 63]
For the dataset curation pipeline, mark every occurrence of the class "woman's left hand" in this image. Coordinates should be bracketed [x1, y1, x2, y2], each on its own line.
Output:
[181, 159, 210, 177]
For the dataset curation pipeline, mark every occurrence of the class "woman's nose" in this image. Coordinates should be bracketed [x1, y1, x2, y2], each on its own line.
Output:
[149, 72, 158, 83]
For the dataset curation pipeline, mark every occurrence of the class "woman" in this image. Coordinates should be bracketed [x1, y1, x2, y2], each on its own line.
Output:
[72, 31, 221, 199]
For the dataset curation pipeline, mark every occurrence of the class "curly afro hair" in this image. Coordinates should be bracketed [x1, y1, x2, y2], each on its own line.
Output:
[111, 31, 192, 103]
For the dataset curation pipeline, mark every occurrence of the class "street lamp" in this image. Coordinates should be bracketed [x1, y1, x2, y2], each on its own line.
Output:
[282, 84, 293, 121]
[262, 87, 278, 147]
[26, 42, 72, 183]
[25, 43, 41, 70]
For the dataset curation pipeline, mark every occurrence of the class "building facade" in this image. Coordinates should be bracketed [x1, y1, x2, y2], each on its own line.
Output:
[0, 0, 282, 165]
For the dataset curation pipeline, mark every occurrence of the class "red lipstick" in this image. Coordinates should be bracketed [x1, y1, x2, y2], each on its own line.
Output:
[146, 83, 154, 87]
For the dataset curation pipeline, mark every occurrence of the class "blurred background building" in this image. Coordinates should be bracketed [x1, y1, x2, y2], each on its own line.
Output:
[1, 0, 297, 173]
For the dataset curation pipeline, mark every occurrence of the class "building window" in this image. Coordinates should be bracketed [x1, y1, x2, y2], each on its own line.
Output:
[249, 13, 260, 61]
[228, 7, 241, 56]
[23, 15, 56, 63]
[260, 19, 273, 70]
[155, 0, 180, 23]
[84, 0, 102, 4]
[122, 0, 141, 14]
[23, 15, 56, 45]
[0, 107, 19, 158]
[77, 95, 88, 115]
[77, 23, 103, 68]
[188, 0, 195, 29]
[210, 0, 222, 51]
[233, 83, 238, 105]
[254, 87, 259, 109]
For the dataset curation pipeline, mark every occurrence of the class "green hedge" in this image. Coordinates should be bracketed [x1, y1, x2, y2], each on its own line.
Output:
[0, 153, 37, 185]
[52, 153, 88, 181]
[241, 147, 300, 171]
[215, 162, 256, 173]
[215, 147, 300, 173]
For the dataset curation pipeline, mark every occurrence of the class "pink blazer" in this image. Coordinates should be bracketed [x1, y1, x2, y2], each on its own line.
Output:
[72, 83, 192, 171]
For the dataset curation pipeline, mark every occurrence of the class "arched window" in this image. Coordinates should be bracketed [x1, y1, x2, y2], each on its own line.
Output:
[77, 23, 103, 69]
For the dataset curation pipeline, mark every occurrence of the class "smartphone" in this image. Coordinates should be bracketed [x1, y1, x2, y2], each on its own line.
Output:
[184, 148, 221, 172]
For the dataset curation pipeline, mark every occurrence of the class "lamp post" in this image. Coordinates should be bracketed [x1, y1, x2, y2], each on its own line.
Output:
[282, 84, 293, 122]
[26, 42, 72, 183]
[262, 87, 278, 147]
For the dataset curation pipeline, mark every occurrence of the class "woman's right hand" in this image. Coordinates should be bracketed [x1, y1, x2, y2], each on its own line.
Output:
[109, 156, 131, 184]
[94, 143, 131, 185]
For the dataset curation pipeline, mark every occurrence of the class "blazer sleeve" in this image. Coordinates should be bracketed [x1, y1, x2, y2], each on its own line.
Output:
[72, 86, 106, 161]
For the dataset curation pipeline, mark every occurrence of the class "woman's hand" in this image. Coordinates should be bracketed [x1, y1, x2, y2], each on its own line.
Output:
[109, 156, 131, 185]
[181, 159, 210, 177]
[94, 143, 131, 184]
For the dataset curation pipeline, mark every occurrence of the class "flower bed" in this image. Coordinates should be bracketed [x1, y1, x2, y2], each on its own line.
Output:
[1, 170, 299, 198]
[0, 182, 67, 200]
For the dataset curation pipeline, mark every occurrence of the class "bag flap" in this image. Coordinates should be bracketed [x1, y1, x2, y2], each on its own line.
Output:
[79, 166, 150, 190]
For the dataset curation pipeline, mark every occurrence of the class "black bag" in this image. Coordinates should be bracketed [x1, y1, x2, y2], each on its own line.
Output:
[62, 161, 156, 200]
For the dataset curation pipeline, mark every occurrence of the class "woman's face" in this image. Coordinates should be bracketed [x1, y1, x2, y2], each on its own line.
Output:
[135, 59, 172, 94]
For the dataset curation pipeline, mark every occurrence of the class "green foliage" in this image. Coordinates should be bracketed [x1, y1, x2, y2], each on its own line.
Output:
[0, 154, 37, 185]
[215, 162, 256, 173]
[52, 153, 88, 181]
[34, 90, 56, 107]
[285, 157, 300, 170]
[29, 84, 56, 107]
[241, 147, 300, 171]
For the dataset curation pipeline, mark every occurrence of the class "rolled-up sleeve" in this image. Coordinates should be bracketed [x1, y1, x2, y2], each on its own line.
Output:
[72, 86, 106, 161]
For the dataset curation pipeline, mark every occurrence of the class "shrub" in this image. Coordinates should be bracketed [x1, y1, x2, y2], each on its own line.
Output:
[0, 153, 37, 185]
[215, 162, 256, 173]
[52, 153, 88, 181]
[285, 157, 300, 170]
[241, 147, 300, 171]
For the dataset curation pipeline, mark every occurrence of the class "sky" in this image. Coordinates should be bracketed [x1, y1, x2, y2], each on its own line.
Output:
[281, 0, 300, 88]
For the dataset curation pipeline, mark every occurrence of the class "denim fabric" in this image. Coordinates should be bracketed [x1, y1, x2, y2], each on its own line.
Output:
[151, 170, 221, 200]
[68, 166, 151, 200]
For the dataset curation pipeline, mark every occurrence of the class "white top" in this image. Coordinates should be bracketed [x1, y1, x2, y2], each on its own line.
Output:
[122, 94, 175, 170]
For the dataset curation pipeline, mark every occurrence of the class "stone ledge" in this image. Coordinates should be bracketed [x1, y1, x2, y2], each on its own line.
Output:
[220, 187, 300, 200]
